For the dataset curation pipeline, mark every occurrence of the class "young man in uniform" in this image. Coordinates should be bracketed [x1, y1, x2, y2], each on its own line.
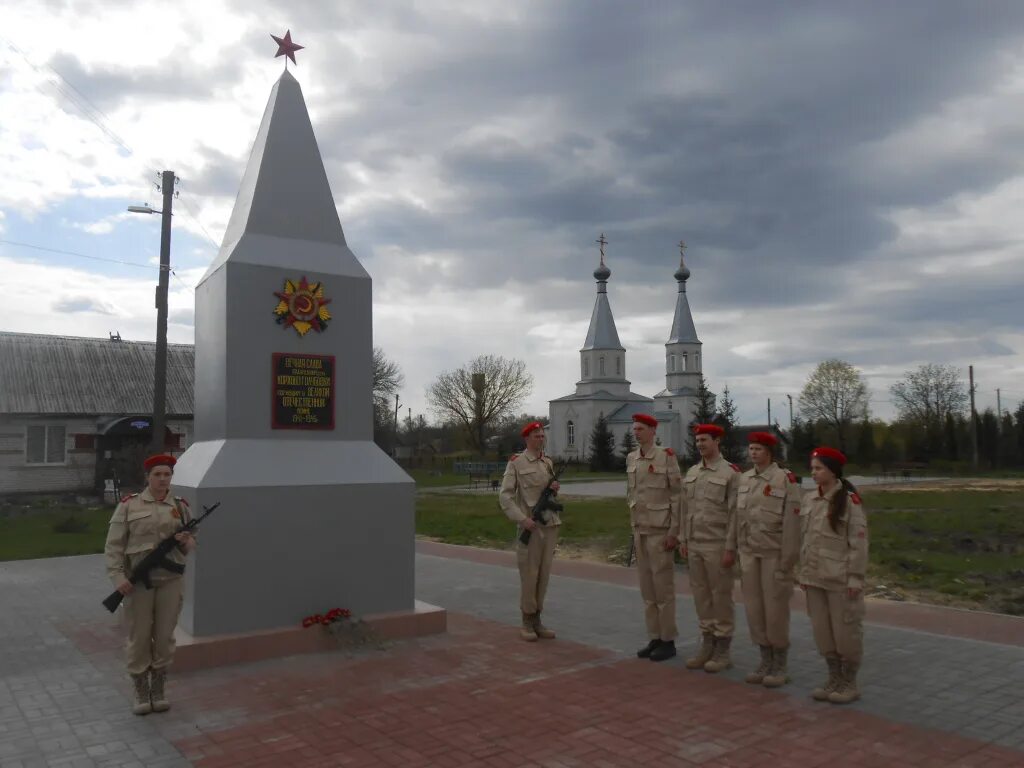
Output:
[499, 421, 561, 641]
[736, 432, 801, 687]
[626, 413, 683, 662]
[679, 423, 740, 672]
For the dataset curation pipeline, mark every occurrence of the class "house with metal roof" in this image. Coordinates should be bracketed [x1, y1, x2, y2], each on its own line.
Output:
[0, 332, 194, 495]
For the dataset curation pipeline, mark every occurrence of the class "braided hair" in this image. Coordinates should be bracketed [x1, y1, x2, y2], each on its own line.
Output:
[816, 454, 858, 532]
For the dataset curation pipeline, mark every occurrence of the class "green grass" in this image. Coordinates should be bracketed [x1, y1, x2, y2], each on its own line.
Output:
[0, 505, 110, 561]
[859, 488, 1024, 614]
[407, 467, 624, 488]
[416, 493, 630, 552]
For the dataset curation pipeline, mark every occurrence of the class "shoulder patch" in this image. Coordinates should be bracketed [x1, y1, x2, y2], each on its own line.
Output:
[174, 496, 190, 506]
[786, 471, 798, 484]
[665, 447, 675, 457]
[120, 492, 138, 504]
[850, 491, 862, 505]
[729, 463, 741, 472]
[508, 454, 519, 462]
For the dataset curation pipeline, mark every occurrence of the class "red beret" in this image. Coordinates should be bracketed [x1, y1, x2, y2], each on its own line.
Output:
[520, 421, 545, 438]
[143, 454, 177, 471]
[811, 446, 847, 466]
[693, 423, 724, 438]
[748, 431, 777, 447]
[632, 413, 658, 428]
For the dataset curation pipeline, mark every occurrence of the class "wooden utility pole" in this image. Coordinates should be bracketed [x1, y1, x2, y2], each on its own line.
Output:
[150, 170, 176, 454]
[767, 398, 771, 426]
[969, 365, 979, 469]
[786, 394, 794, 430]
[997, 388, 1003, 430]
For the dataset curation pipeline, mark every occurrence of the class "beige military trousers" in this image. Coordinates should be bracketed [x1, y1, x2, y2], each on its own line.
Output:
[123, 577, 184, 675]
[688, 549, 735, 638]
[634, 531, 678, 641]
[740, 553, 793, 649]
[517, 525, 559, 614]
[805, 586, 864, 662]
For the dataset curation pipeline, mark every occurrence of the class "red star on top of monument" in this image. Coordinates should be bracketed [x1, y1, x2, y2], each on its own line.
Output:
[271, 30, 304, 65]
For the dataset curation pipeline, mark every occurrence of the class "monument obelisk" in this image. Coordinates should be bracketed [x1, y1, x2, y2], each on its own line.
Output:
[172, 40, 415, 637]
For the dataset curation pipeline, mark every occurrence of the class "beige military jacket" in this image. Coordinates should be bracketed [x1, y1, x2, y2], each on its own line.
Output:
[736, 462, 801, 570]
[682, 455, 740, 554]
[626, 444, 682, 536]
[797, 484, 869, 591]
[104, 489, 191, 587]
[499, 452, 561, 527]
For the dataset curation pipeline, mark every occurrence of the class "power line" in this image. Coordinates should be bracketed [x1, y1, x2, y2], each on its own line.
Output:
[0, 238, 159, 270]
[0, 237, 196, 289]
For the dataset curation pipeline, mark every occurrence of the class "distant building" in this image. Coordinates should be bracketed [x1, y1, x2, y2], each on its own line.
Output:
[0, 332, 194, 495]
[547, 246, 704, 460]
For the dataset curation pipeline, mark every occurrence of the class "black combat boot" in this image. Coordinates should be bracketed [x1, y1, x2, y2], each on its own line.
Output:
[649, 640, 676, 662]
[637, 639, 661, 659]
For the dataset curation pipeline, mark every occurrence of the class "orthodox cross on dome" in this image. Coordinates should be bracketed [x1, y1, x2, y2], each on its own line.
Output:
[675, 238, 691, 283]
[271, 30, 304, 67]
[596, 233, 608, 266]
[678, 239, 686, 261]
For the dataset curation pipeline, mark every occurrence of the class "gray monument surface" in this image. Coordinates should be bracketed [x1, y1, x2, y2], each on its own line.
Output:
[172, 70, 414, 637]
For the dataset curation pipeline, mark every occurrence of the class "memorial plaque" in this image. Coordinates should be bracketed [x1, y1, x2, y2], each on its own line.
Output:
[271, 352, 335, 429]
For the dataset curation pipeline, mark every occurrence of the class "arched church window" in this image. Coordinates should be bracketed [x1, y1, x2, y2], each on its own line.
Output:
[669, 355, 676, 372]
[583, 358, 589, 377]
[616, 356, 621, 375]
[567, 421, 575, 446]
[681, 353, 688, 371]
[695, 352, 700, 370]
[599, 356, 605, 375]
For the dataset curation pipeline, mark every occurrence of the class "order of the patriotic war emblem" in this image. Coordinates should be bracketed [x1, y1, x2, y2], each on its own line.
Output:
[273, 276, 332, 336]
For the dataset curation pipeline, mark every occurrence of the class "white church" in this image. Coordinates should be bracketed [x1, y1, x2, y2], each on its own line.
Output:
[547, 242, 704, 460]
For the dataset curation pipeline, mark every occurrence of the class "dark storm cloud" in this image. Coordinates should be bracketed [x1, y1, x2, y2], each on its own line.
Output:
[48, 53, 245, 112]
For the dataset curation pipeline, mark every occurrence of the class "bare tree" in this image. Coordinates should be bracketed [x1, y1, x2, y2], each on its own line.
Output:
[426, 355, 533, 455]
[798, 359, 869, 452]
[373, 347, 405, 437]
[890, 364, 967, 425]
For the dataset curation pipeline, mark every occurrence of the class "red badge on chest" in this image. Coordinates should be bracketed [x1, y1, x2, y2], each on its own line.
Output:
[763, 485, 773, 496]
[648, 464, 654, 473]
[171, 507, 181, 519]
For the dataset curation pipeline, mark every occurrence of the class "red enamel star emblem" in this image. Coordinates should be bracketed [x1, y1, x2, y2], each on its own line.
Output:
[271, 30, 304, 65]
[273, 276, 332, 336]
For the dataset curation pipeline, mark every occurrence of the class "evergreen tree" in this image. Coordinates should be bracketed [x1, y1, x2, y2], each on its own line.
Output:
[789, 416, 817, 469]
[715, 385, 740, 462]
[687, 375, 717, 460]
[943, 411, 959, 461]
[619, 428, 637, 466]
[1016, 403, 1024, 467]
[855, 419, 876, 466]
[978, 408, 999, 468]
[589, 415, 617, 472]
[878, 433, 899, 471]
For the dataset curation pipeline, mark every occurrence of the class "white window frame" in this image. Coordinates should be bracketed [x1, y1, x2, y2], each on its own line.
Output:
[25, 424, 67, 466]
[669, 354, 676, 372]
[567, 420, 575, 447]
[599, 356, 605, 375]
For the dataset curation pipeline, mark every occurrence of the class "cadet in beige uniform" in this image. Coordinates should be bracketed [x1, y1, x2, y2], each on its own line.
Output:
[679, 423, 740, 673]
[627, 413, 683, 662]
[104, 454, 196, 715]
[499, 421, 561, 642]
[736, 432, 801, 687]
[799, 446, 868, 704]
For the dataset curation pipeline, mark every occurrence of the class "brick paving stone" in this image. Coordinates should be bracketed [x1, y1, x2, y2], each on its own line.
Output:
[2, 553, 1024, 767]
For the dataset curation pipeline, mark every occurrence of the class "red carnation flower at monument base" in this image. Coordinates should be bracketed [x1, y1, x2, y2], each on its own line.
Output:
[300, 607, 353, 629]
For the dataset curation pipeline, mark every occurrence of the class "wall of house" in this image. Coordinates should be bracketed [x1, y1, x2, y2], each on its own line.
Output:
[0, 415, 193, 496]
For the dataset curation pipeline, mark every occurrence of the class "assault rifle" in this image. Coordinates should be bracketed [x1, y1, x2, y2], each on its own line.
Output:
[102, 501, 221, 613]
[519, 461, 566, 546]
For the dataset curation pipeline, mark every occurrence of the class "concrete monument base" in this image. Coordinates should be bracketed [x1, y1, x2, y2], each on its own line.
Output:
[173, 600, 446, 673]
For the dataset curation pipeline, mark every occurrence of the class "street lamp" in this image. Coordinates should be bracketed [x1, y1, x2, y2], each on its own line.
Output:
[128, 169, 176, 454]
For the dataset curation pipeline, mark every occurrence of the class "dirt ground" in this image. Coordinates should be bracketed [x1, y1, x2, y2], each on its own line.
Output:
[871, 478, 1024, 492]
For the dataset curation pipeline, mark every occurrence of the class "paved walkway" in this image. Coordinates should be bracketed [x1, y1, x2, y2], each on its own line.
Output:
[0, 547, 1022, 767]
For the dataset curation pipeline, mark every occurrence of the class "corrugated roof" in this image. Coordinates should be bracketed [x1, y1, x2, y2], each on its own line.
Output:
[0, 332, 194, 415]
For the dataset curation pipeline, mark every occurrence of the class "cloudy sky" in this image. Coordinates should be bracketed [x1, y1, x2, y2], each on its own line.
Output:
[3, 1, 1024, 425]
